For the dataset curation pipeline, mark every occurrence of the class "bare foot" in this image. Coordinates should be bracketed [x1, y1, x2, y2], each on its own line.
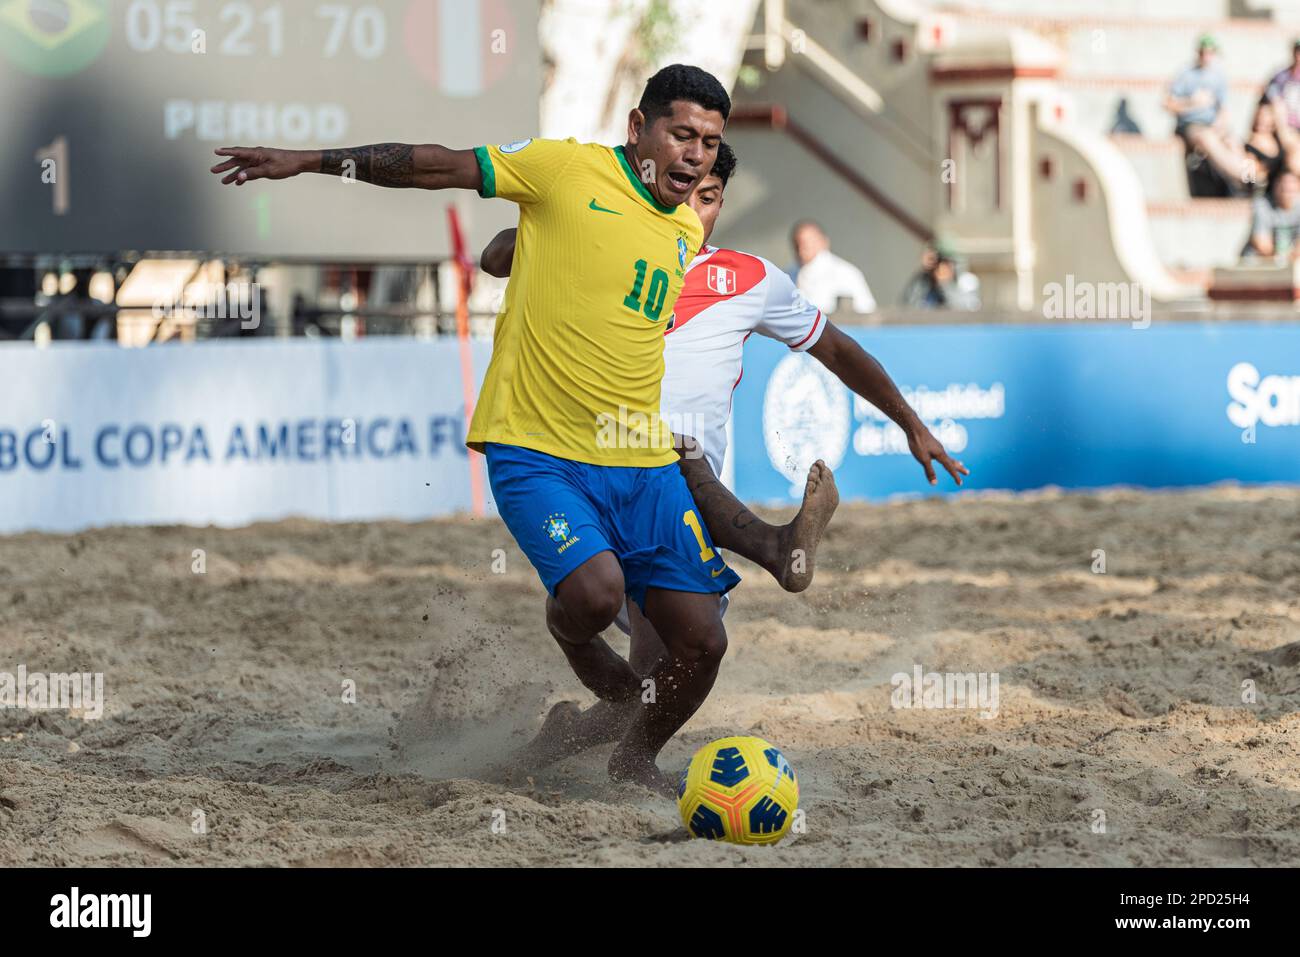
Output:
[774, 460, 839, 593]
[510, 700, 582, 773]
[607, 747, 676, 799]
[513, 698, 637, 774]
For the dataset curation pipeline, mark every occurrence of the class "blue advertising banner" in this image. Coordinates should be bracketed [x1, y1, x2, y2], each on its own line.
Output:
[0, 338, 493, 532]
[4, 323, 1298, 532]
[730, 321, 1300, 504]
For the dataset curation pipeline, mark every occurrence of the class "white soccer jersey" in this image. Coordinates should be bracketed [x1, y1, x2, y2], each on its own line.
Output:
[613, 245, 823, 638]
[662, 244, 827, 477]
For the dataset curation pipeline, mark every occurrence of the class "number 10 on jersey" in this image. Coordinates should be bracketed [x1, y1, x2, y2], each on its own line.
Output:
[624, 259, 669, 321]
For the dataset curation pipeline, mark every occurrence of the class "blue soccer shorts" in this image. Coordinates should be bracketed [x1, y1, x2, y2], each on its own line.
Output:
[484, 442, 741, 610]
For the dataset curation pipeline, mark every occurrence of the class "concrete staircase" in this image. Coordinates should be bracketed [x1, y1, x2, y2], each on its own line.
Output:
[936, 1, 1288, 278]
[722, 0, 1296, 300]
[1113, 135, 1253, 275]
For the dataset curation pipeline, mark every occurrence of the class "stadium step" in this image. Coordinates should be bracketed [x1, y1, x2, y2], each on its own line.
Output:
[750, 0, 1285, 299]
[1111, 135, 1191, 204]
[930, 9, 1293, 137]
[1061, 81, 1265, 140]
[1145, 198, 1253, 270]
[924, 6, 1280, 279]
[931, 0, 1243, 20]
[936, 10, 1293, 82]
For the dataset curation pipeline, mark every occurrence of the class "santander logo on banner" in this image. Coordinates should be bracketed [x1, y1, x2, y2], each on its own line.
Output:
[707, 264, 736, 295]
[1226, 362, 1300, 428]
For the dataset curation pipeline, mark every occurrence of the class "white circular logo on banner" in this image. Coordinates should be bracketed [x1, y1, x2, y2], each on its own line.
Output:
[499, 138, 533, 154]
[762, 353, 851, 492]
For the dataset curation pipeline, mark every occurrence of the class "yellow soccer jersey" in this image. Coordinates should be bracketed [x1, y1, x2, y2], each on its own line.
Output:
[466, 137, 704, 467]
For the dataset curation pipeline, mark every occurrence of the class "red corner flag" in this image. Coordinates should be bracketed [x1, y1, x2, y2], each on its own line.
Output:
[447, 205, 485, 516]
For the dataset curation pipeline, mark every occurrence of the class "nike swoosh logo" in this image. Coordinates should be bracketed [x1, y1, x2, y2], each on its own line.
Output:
[712, 567, 727, 578]
[589, 199, 622, 215]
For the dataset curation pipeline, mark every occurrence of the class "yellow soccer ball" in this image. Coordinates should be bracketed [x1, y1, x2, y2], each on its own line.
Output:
[677, 736, 799, 844]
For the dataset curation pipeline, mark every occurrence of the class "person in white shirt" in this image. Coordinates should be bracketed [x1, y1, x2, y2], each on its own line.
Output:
[480, 143, 965, 769]
[790, 220, 877, 315]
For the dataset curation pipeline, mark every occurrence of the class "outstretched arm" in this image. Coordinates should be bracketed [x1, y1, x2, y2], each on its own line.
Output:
[807, 322, 969, 486]
[210, 143, 482, 190]
[480, 228, 518, 278]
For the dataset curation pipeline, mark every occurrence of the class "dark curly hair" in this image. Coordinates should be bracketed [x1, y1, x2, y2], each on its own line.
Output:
[638, 64, 732, 125]
[710, 141, 737, 188]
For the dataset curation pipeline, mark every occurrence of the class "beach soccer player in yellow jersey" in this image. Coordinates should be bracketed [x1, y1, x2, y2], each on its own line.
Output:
[210, 65, 739, 795]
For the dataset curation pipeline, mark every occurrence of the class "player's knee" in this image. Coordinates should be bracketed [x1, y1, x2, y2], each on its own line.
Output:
[552, 573, 624, 637]
[680, 623, 728, 663]
[571, 586, 624, 634]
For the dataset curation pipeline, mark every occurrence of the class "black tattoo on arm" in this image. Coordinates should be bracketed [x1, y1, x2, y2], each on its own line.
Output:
[320, 143, 416, 187]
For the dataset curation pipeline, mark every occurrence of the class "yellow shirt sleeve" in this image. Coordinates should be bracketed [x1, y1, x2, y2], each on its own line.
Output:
[474, 138, 581, 206]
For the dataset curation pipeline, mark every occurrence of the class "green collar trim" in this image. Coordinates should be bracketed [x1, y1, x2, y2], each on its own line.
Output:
[615, 146, 678, 214]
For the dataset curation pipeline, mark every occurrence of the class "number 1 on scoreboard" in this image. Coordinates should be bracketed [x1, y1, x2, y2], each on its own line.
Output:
[36, 137, 69, 216]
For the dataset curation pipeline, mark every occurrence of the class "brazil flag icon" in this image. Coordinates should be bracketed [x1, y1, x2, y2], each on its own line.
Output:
[0, 0, 109, 77]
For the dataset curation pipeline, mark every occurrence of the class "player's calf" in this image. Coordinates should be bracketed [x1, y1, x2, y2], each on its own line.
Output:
[512, 598, 675, 775]
[546, 597, 640, 703]
[679, 452, 839, 593]
[609, 590, 729, 795]
[545, 553, 641, 703]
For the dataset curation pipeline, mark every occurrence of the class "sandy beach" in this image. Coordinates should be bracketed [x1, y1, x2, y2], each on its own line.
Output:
[1, 485, 1297, 866]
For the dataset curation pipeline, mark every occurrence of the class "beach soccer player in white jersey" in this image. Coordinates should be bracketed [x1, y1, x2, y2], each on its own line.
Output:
[480, 142, 969, 766]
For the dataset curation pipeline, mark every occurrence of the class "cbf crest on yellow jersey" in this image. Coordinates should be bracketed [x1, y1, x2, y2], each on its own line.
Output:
[467, 137, 704, 467]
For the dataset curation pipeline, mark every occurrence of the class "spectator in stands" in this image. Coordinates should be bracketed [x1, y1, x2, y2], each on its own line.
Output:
[1264, 40, 1300, 132]
[900, 240, 980, 311]
[1166, 35, 1247, 197]
[789, 220, 876, 315]
[1110, 97, 1142, 136]
[1244, 100, 1300, 195]
[1241, 169, 1300, 260]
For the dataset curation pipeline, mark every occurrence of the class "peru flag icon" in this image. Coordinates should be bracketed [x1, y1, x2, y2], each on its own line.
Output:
[707, 265, 736, 295]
